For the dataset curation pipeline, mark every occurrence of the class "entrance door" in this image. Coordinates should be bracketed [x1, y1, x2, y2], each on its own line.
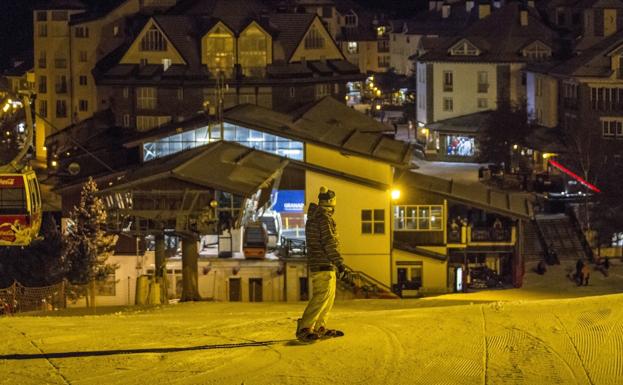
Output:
[229, 278, 241, 301]
[299, 277, 309, 301]
[397, 268, 408, 288]
[249, 278, 263, 302]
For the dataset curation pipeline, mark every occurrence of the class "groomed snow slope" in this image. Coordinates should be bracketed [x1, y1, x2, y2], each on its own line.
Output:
[1, 262, 623, 385]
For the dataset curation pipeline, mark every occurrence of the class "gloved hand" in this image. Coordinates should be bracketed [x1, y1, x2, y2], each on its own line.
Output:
[336, 264, 348, 281]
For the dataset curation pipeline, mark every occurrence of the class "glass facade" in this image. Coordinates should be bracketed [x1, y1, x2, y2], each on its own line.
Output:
[142, 122, 304, 162]
[394, 205, 443, 231]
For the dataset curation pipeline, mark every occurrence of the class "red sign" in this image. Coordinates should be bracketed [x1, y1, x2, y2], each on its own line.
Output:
[0, 216, 27, 244]
[0, 176, 24, 188]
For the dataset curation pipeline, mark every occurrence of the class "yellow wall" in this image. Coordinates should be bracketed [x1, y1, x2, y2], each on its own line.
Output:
[305, 143, 393, 186]
[306, 171, 391, 286]
[290, 17, 343, 62]
[120, 19, 186, 65]
[393, 249, 448, 294]
[604, 9, 617, 37]
[238, 22, 273, 65]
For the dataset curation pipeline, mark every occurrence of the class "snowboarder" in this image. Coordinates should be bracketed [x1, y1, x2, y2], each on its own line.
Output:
[575, 258, 584, 284]
[296, 187, 345, 343]
[581, 264, 590, 286]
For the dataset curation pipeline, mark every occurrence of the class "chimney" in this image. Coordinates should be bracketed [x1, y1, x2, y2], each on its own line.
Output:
[478, 3, 491, 19]
[466, 0, 475, 12]
[520, 9, 528, 26]
[442, 4, 451, 18]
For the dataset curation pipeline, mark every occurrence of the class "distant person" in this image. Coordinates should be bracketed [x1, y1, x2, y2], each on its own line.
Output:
[575, 258, 584, 284]
[535, 261, 547, 275]
[581, 264, 591, 286]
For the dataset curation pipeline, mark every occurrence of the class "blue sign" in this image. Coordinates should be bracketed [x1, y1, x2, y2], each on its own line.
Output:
[272, 190, 305, 213]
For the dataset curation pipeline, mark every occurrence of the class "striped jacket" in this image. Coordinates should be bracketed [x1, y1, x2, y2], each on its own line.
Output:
[306, 203, 342, 272]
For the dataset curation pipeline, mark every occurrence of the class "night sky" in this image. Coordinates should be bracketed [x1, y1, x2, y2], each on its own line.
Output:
[0, 0, 425, 71]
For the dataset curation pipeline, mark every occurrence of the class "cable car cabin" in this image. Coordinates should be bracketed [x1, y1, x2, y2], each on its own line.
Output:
[243, 222, 268, 259]
[0, 171, 42, 246]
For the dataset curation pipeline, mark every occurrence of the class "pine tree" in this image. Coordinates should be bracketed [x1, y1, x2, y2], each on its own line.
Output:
[63, 177, 118, 306]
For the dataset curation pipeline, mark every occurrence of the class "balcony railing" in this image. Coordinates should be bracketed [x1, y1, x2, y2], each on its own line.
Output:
[447, 226, 516, 245]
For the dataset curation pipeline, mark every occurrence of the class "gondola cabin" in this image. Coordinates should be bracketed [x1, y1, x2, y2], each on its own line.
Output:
[0, 171, 42, 246]
[243, 222, 268, 259]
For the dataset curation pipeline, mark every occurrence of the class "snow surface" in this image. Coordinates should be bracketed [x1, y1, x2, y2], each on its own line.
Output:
[2, 261, 623, 385]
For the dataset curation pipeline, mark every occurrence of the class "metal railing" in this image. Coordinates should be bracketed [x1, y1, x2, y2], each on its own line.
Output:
[566, 208, 594, 262]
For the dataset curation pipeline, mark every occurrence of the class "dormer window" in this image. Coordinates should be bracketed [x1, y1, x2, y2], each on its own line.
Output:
[305, 26, 325, 49]
[377, 26, 387, 37]
[449, 40, 479, 56]
[141, 25, 167, 51]
[345, 13, 357, 26]
[522, 41, 551, 60]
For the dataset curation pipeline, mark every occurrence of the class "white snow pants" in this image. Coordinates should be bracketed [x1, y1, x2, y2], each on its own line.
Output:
[300, 270, 336, 331]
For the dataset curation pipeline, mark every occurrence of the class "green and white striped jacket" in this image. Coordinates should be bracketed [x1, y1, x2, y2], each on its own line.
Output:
[305, 203, 342, 272]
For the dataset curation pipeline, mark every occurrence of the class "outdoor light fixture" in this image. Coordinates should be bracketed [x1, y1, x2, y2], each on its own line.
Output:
[51, 160, 58, 167]
[375, 105, 381, 110]
[513, 144, 518, 150]
[391, 189, 401, 200]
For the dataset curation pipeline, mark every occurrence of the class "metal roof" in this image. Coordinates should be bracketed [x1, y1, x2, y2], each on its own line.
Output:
[102, 141, 288, 197]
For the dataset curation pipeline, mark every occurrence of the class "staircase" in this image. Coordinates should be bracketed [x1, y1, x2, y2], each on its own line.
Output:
[523, 220, 544, 262]
[337, 265, 399, 299]
[535, 214, 588, 261]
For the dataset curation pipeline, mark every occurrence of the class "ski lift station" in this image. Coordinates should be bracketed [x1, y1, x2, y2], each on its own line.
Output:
[48, 97, 534, 306]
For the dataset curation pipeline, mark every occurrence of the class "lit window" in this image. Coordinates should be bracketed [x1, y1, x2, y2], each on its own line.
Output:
[443, 97, 453, 112]
[450, 40, 479, 56]
[394, 205, 443, 231]
[347, 41, 358, 54]
[239, 25, 268, 77]
[362, 209, 385, 234]
[443, 71, 453, 92]
[478, 72, 488, 93]
[137, 87, 156, 109]
[205, 25, 234, 76]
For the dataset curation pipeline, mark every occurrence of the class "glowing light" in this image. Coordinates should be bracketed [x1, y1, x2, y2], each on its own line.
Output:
[421, 128, 429, 135]
[2, 104, 9, 112]
[513, 144, 518, 150]
[548, 159, 601, 193]
[542, 153, 553, 159]
[375, 104, 381, 110]
[391, 189, 401, 200]
[375, 89, 381, 96]
[51, 160, 58, 167]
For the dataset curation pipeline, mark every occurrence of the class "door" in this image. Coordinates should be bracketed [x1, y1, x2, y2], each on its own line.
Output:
[229, 278, 241, 301]
[397, 268, 408, 289]
[249, 278, 263, 302]
[299, 277, 309, 301]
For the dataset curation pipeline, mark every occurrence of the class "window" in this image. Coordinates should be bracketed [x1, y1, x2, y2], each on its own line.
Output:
[140, 25, 167, 51]
[79, 100, 88, 112]
[394, 205, 443, 231]
[450, 40, 479, 56]
[601, 118, 623, 139]
[205, 26, 235, 75]
[51, 11, 68, 21]
[443, 97, 453, 112]
[38, 23, 47, 37]
[113, 25, 119, 36]
[477, 71, 488, 93]
[523, 42, 551, 60]
[75, 26, 89, 38]
[347, 41, 358, 54]
[140, 58, 148, 66]
[56, 100, 67, 118]
[443, 71, 453, 92]
[162, 58, 171, 71]
[38, 51, 46, 68]
[55, 75, 67, 94]
[590, 87, 623, 111]
[289, 87, 295, 98]
[36, 11, 47, 21]
[79, 75, 87, 86]
[137, 87, 156, 109]
[376, 26, 386, 37]
[304, 27, 325, 49]
[136, 115, 171, 131]
[122, 114, 130, 128]
[38, 100, 47, 118]
[334, 83, 339, 94]
[345, 13, 357, 26]
[478, 98, 488, 109]
[79, 50, 87, 62]
[177, 88, 184, 100]
[315, 83, 331, 99]
[239, 25, 267, 77]
[361, 209, 385, 234]
[123, 87, 129, 98]
[378, 55, 390, 68]
[378, 39, 390, 53]
[38, 76, 47, 94]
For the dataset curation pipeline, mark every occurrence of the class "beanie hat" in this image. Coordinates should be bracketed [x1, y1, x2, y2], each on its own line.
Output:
[318, 186, 336, 207]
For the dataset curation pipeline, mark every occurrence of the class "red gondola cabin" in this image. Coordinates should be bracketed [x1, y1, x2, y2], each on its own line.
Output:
[0, 171, 42, 246]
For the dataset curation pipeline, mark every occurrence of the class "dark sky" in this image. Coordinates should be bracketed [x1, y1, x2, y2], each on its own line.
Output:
[0, 0, 425, 71]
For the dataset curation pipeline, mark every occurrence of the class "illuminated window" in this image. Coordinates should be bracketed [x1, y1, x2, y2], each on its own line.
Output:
[177, 88, 184, 100]
[239, 25, 267, 77]
[450, 40, 479, 56]
[522, 42, 551, 60]
[443, 97, 453, 112]
[376, 26, 386, 37]
[443, 71, 453, 92]
[205, 26, 234, 76]
[362, 209, 385, 234]
[600, 118, 623, 139]
[347, 41, 358, 54]
[137, 87, 156, 109]
[394, 205, 443, 231]
[136, 115, 170, 131]
[304, 26, 325, 49]
[140, 25, 167, 51]
[123, 87, 129, 98]
[478, 72, 488, 93]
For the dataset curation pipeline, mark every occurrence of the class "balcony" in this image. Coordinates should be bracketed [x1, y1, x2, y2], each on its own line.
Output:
[447, 226, 516, 246]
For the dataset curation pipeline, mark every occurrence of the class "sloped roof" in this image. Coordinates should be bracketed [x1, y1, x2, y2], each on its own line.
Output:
[169, 0, 272, 32]
[269, 13, 317, 61]
[34, 0, 85, 10]
[428, 111, 492, 134]
[547, 29, 623, 77]
[103, 141, 289, 197]
[153, 15, 201, 68]
[223, 97, 413, 167]
[420, 2, 559, 63]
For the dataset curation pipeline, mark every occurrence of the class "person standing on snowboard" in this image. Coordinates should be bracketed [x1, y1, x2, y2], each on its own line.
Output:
[296, 187, 345, 342]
